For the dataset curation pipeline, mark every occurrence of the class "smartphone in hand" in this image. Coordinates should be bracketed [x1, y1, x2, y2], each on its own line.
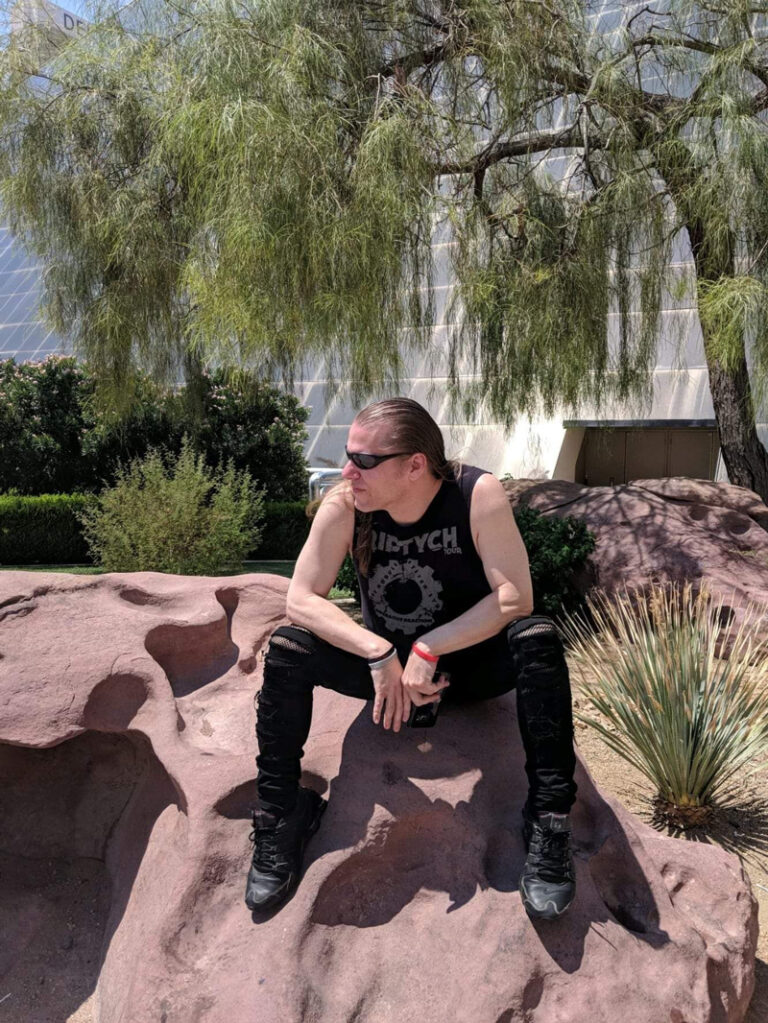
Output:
[406, 672, 449, 728]
[407, 701, 440, 728]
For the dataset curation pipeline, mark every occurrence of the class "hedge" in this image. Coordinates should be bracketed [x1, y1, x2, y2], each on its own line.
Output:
[0, 494, 95, 565]
[0, 494, 311, 566]
[250, 501, 311, 560]
[513, 504, 596, 618]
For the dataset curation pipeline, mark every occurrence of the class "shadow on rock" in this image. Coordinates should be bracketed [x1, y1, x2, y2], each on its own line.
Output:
[0, 730, 178, 1023]
[303, 696, 669, 971]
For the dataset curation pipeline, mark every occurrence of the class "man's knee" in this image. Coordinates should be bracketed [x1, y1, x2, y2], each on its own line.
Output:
[267, 625, 319, 662]
[505, 615, 568, 678]
[257, 628, 319, 728]
[506, 615, 559, 645]
[259, 621, 323, 695]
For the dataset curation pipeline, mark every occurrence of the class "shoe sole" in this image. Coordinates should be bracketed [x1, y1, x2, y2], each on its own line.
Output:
[520, 879, 574, 920]
[246, 796, 327, 912]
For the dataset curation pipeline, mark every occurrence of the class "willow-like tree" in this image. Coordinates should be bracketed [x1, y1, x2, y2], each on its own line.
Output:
[2, 0, 768, 497]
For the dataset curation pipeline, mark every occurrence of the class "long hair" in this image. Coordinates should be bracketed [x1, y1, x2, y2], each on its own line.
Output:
[350, 398, 459, 576]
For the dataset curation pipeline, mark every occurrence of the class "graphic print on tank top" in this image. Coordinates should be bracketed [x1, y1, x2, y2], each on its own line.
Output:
[366, 558, 444, 635]
[356, 465, 492, 644]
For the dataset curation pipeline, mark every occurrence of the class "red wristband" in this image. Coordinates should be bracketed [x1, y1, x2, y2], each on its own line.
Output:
[412, 642, 439, 664]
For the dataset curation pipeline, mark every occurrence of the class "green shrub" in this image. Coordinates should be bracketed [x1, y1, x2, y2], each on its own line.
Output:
[252, 501, 311, 559]
[335, 554, 360, 600]
[514, 505, 596, 618]
[560, 582, 768, 823]
[80, 440, 264, 574]
[0, 359, 308, 501]
[0, 492, 307, 567]
[178, 370, 309, 501]
[0, 357, 94, 495]
[0, 493, 95, 564]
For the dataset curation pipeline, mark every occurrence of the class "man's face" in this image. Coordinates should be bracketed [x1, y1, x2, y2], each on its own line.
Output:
[341, 419, 413, 513]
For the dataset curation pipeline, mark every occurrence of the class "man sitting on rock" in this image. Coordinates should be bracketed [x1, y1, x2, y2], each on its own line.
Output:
[246, 397, 578, 920]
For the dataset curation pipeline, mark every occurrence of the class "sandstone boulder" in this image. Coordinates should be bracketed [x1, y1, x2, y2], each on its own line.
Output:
[0, 572, 758, 1022]
[505, 476, 768, 643]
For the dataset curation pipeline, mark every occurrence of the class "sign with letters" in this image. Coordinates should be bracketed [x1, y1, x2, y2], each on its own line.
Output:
[10, 0, 89, 60]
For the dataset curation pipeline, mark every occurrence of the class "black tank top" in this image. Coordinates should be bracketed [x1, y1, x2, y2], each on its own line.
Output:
[354, 464, 492, 659]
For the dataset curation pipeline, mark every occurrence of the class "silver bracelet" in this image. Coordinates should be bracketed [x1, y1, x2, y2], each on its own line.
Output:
[367, 647, 398, 671]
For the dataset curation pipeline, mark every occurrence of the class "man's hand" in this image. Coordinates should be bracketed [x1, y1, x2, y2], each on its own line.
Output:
[401, 650, 451, 714]
[370, 656, 407, 732]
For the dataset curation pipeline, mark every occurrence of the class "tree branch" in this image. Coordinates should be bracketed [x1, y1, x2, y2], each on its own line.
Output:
[376, 40, 454, 81]
[436, 123, 606, 176]
[632, 32, 768, 92]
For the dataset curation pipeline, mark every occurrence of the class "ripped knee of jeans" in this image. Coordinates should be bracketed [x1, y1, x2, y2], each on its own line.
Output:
[507, 616, 568, 680]
[506, 615, 558, 646]
[265, 626, 317, 666]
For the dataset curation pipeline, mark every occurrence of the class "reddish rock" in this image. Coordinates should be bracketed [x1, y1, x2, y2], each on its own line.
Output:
[632, 477, 768, 530]
[0, 572, 758, 1022]
[504, 476, 768, 645]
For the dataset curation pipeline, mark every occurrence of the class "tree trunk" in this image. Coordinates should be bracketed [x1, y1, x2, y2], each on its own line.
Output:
[701, 333, 768, 503]
[650, 145, 768, 504]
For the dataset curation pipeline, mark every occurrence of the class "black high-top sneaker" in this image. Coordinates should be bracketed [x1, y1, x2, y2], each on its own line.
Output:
[245, 787, 327, 911]
[519, 805, 576, 920]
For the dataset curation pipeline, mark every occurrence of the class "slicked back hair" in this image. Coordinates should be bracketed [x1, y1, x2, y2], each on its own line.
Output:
[351, 397, 459, 576]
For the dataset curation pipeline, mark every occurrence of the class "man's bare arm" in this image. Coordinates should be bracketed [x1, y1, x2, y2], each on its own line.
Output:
[286, 488, 392, 661]
[414, 473, 534, 657]
[287, 487, 407, 730]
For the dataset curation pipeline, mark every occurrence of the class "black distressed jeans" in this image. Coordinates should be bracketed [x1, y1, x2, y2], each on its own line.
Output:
[255, 616, 577, 817]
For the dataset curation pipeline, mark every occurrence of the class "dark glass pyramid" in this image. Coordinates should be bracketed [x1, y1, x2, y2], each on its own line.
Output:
[0, 222, 69, 362]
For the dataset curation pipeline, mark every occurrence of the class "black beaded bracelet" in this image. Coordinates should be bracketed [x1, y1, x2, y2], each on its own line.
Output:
[367, 644, 396, 669]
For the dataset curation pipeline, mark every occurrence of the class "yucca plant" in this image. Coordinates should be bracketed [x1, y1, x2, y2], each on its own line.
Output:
[561, 582, 768, 825]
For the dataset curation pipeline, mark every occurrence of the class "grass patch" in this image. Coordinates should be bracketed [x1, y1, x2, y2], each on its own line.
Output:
[1, 564, 105, 575]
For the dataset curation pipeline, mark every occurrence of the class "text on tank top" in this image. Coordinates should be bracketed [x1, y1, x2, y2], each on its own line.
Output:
[354, 464, 492, 654]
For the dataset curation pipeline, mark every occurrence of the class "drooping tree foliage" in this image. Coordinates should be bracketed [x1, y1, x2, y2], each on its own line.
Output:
[2, 0, 768, 496]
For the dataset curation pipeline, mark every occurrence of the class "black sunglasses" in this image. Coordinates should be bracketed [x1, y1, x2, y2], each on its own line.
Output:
[345, 447, 410, 470]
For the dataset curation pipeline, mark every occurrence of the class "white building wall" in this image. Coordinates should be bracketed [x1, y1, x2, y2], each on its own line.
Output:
[295, 230, 740, 480]
[0, 223, 66, 360]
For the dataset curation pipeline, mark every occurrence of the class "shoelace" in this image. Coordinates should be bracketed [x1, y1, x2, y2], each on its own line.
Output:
[528, 827, 573, 883]
[250, 816, 290, 873]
